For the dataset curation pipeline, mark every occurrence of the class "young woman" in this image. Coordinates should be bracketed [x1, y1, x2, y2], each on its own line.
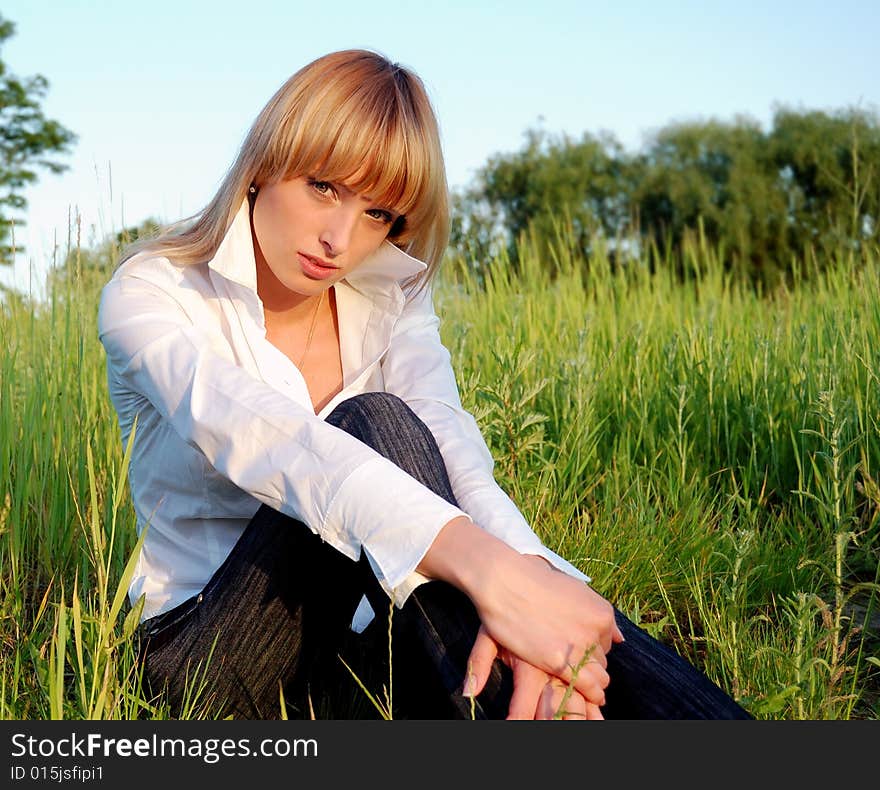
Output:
[98, 49, 751, 720]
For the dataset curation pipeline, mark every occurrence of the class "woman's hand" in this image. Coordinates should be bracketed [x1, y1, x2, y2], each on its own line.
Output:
[418, 516, 624, 708]
[466, 626, 604, 720]
[476, 562, 616, 707]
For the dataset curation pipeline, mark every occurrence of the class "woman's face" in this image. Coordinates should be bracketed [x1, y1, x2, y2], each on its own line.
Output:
[251, 176, 400, 302]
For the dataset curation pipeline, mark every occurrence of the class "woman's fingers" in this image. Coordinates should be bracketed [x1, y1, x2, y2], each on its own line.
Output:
[537, 680, 589, 720]
[509, 658, 598, 720]
[584, 702, 604, 720]
[577, 640, 608, 669]
[506, 661, 549, 720]
[524, 639, 610, 706]
[473, 627, 608, 720]
[462, 625, 499, 698]
[565, 658, 609, 708]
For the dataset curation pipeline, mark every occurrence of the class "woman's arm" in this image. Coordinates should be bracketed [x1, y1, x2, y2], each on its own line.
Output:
[382, 280, 588, 580]
[384, 282, 624, 710]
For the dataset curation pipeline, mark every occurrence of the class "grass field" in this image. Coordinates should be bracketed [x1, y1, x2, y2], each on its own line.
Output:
[1, 232, 878, 719]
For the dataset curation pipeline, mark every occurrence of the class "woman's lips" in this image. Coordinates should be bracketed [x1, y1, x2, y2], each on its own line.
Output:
[297, 251, 338, 280]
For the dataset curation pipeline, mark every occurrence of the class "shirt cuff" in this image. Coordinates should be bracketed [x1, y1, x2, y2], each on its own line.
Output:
[321, 456, 468, 602]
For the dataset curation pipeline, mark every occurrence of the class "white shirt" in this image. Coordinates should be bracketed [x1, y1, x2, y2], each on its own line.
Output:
[98, 199, 588, 628]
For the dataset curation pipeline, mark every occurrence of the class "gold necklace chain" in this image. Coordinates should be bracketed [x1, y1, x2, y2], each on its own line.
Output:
[297, 289, 325, 369]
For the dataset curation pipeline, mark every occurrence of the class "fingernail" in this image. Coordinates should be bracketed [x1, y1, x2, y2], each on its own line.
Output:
[462, 672, 476, 697]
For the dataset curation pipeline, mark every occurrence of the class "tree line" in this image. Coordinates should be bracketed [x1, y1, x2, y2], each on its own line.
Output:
[450, 107, 880, 287]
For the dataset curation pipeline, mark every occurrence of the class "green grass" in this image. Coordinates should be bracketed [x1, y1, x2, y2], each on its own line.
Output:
[1, 231, 878, 719]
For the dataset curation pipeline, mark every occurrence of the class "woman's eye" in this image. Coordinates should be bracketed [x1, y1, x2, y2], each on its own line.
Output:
[310, 180, 333, 195]
[366, 208, 393, 223]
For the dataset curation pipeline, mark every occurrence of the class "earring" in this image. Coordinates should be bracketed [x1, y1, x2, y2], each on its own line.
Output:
[248, 183, 257, 196]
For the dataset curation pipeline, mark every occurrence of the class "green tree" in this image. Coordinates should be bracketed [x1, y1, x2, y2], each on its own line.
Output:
[634, 117, 791, 284]
[0, 14, 76, 264]
[634, 109, 880, 285]
[450, 127, 634, 268]
[769, 106, 880, 256]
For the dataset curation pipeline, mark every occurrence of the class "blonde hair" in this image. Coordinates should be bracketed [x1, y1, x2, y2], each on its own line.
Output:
[121, 49, 449, 286]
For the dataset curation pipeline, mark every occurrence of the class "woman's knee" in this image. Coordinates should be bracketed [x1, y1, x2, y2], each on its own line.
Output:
[325, 392, 456, 501]
[325, 392, 423, 434]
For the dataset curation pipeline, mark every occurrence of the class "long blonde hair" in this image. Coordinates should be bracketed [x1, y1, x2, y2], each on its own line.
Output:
[121, 50, 450, 285]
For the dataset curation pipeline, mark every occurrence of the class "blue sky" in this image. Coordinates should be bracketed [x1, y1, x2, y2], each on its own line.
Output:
[2, 0, 878, 292]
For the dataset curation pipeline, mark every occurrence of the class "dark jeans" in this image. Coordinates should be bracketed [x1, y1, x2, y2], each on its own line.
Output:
[139, 392, 752, 720]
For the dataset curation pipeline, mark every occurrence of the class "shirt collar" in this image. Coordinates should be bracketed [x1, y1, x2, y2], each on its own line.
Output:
[208, 198, 427, 294]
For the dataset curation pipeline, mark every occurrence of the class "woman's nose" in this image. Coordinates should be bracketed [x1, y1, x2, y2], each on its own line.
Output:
[319, 209, 358, 257]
